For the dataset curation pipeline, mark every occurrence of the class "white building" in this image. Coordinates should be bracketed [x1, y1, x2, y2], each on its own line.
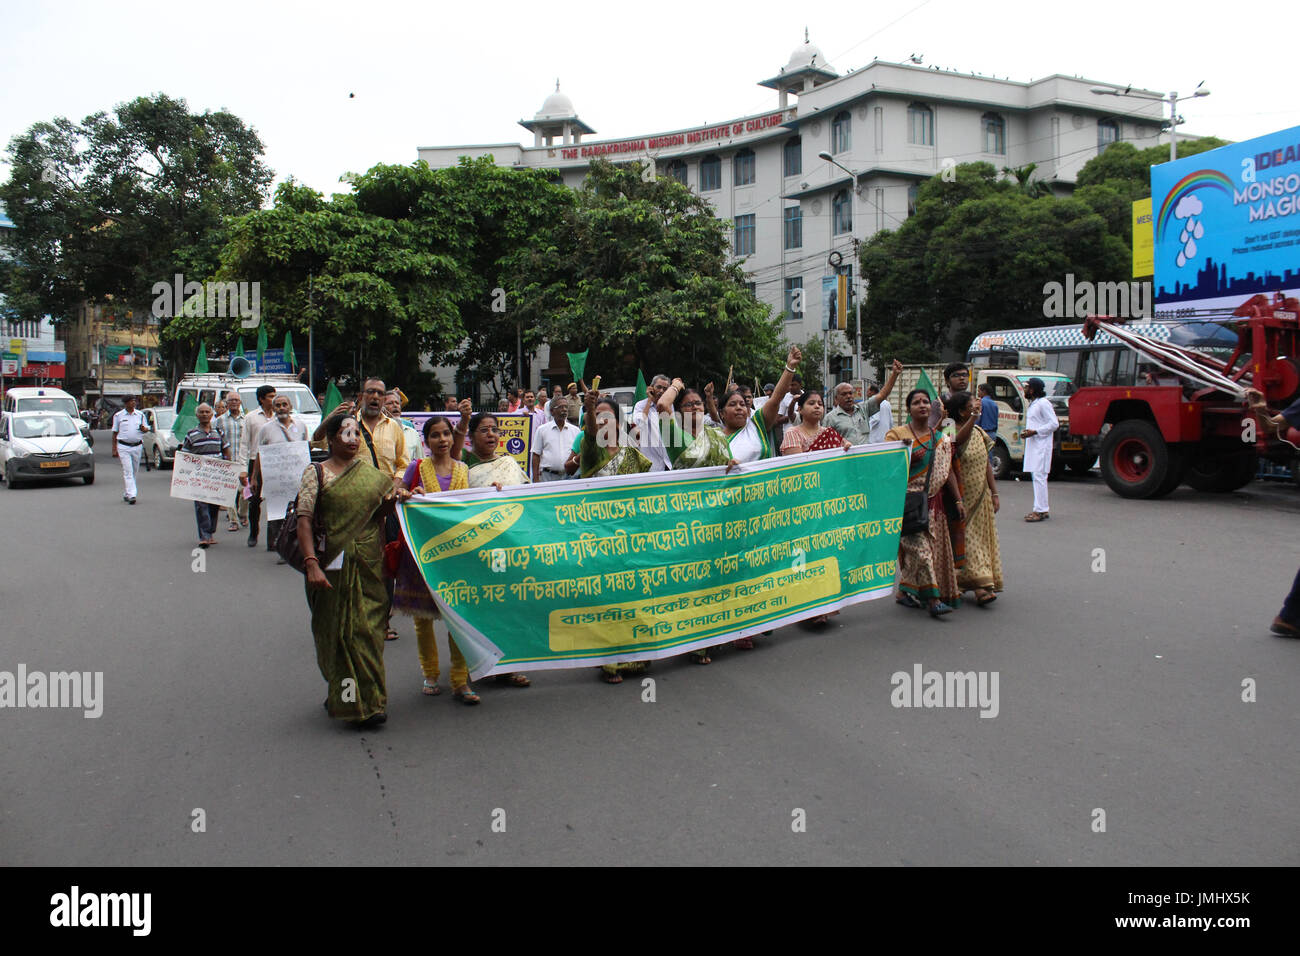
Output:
[418, 39, 1166, 388]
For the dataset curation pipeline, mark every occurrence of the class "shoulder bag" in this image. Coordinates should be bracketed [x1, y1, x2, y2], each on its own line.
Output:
[900, 432, 934, 537]
[277, 463, 327, 573]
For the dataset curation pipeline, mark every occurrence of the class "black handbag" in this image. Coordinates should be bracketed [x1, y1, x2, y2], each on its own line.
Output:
[277, 463, 327, 573]
[901, 433, 934, 536]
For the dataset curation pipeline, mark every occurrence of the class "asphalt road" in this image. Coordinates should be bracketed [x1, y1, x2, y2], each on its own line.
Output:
[2, 433, 1297, 865]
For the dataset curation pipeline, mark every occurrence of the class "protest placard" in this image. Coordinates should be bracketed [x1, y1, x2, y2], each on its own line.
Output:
[258, 441, 312, 519]
[170, 451, 244, 506]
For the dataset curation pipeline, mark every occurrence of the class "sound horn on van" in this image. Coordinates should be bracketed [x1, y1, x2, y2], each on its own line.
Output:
[229, 356, 253, 379]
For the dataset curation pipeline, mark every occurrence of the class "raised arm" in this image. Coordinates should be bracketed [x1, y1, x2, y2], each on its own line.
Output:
[760, 345, 802, 432]
[450, 399, 471, 461]
[583, 389, 598, 439]
[658, 378, 684, 415]
[703, 381, 719, 424]
[876, 359, 904, 402]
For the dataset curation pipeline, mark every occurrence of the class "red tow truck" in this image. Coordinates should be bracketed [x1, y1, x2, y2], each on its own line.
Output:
[1068, 292, 1300, 498]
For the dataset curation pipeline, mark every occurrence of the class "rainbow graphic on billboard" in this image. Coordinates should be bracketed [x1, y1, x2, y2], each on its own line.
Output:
[1154, 169, 1233, 240]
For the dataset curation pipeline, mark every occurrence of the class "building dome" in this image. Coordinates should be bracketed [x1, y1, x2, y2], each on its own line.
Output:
[536, 85, 576, 121]
[786, 38, 833, 74]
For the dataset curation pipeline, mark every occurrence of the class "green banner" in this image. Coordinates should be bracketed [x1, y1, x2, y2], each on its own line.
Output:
[398, 445, 908, 678]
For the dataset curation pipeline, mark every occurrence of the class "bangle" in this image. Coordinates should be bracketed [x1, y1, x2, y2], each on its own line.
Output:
[785, 365, 797, 374]
[303, 556, 319, 565]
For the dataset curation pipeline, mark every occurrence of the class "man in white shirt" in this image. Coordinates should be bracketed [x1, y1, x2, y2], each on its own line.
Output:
[632, 374, 671, 471]
[1021, 377, 1059, 522]
[523, 389, 548, 436]
[111, 395, 150, 504]
[531, 398, 579, 482]
[252, 394, 309, 557]
[243, 384, 277, 548]
[868, 394, 893, 443]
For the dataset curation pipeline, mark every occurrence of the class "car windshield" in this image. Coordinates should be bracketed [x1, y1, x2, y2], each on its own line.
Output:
[237, 388, 320, 415]
[14, 414, 80, 438]
[153, 408, 176, 428]
[16, 396, 79, 418]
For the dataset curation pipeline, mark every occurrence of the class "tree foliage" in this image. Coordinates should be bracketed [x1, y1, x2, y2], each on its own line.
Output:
[507, 159, 783, 388]
[0, 93, 273, 349]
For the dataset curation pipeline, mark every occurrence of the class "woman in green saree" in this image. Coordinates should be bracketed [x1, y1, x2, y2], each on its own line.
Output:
[579, 390, 654, 682]
[298, 413, 412, 728]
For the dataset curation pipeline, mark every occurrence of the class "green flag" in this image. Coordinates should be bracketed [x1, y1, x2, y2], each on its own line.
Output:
[566, 349, 588, 383]
[172, 394, 198, 441]
[194, 340, 208, 374]
[635, 369, 647, 403]
[256, 323, 267, 370]
[233, 336, 245, 362]
[323, 379, 343, 416]
[283, 331, 297, 370]
[916, 368, 937, 400]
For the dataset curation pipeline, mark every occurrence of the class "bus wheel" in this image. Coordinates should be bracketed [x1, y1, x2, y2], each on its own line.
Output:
[989, 441, 1012, 481]
[1185, 451, 1257, 493]
[1100, 420, 1171, 499]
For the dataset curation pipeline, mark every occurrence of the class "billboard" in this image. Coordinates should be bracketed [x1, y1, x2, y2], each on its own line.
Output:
[1151, 125, 1300, 318]
[1132, 198, 1154, 277]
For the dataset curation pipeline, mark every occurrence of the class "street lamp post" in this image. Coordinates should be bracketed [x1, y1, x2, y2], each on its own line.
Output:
[1090, 83, 1210, 162]
[818, 151, 863, 390]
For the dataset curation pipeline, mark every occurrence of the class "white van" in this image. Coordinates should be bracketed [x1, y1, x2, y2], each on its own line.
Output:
[172, 373, 322, 437]
[2, 386, 93, 447]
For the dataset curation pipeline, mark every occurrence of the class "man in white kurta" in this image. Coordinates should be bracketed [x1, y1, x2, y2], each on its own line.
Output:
[1021, 378, 1058, 519]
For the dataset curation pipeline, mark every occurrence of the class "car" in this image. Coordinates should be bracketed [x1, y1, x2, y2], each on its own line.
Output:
[0, 411, 95, 488]
[141, 406, 180, 469]
[1, 386, 93, 448]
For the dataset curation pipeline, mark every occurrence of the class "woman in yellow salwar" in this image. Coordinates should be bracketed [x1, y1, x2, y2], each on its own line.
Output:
[397, 414, 482, 703]
[885, 390, 965, 619]
[299, 413, 412, 728]
[462, 411, 533, 688]
[579, 390, 654, 682]
[947, 391, 1003, 606]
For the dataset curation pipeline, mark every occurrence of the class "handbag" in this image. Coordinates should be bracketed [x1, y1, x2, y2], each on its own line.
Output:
[901, 433, 934, 536]
[277, 463, 327, 573]
[383, 539, 405, 578]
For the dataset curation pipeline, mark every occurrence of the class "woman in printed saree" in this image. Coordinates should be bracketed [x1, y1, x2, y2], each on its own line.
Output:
[579, 391, 654, 682]
[462, 412, 532, 688]
[654, 380, 737, 663]
[298, 413, 412, 727]
[779, 390, 852, 456]
[885, 389, 966, 618]
[948, 391, 1003, 606]
[717, 344, 804, 464]
[397, 415, 483, 704]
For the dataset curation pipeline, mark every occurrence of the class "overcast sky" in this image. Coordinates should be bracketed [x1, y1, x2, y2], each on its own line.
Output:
[3, 0, 1296, 199]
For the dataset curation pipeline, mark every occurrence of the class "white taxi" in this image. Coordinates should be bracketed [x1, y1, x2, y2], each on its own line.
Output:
[0, 411, 96, 488]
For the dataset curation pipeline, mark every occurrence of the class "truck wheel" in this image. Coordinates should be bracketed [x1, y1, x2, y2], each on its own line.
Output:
[1151, 446, 1188, 498]
[990, 441, 1012, 481]
[1100, 420, 1171, 499]
[1185, 452, 1257, 493]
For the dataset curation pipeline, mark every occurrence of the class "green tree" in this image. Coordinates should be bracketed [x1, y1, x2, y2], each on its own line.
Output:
[507, 159, 782, 387]
[0, 94, 273, 368]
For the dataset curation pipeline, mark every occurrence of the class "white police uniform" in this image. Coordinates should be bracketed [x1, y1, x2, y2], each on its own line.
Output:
[112, 406, 149, 501]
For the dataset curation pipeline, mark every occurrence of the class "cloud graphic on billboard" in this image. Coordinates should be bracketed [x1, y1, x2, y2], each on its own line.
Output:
[1173, 194, 1206, 269]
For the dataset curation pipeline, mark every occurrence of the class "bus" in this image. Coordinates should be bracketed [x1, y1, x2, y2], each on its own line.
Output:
[965, 320, 1240, 390]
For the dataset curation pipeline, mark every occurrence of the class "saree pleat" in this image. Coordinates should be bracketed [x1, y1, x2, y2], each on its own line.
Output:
[306, 460, 394, 722]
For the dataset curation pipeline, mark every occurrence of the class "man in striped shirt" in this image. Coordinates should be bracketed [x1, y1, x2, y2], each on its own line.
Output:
[214, 390, 249, 533]
[182, 403, 232, 547]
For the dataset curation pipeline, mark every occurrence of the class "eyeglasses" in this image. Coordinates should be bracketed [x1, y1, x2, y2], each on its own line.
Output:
[362, 388, 385, 395]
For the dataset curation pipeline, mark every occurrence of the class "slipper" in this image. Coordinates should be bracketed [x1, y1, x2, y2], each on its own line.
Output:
[1270, 616, 1300, 638]
[422, 679, 441, 696]
[453, 686, 481, 705]
[600, 667, 624, 684]
[494, 673, 531, 687]
[1024, 512, 1049, 522]
[385, 628, 400, 641]
[227, 523, 240, 532]
[732, 636, 755, 650]
[692, 650, 712, 665]
[896, 593, 922, 609]
[928, 602, 954, 618]
[976, 593, 998, 607]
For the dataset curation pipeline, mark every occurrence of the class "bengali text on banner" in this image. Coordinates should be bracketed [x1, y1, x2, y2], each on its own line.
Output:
[396, 444, 908, 679]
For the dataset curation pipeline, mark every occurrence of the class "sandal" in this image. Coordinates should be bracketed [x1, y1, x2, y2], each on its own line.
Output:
[600, 666, 623, 684]
[422, 679, 441, 696]
[976, 591, 998, 607]
[453, 686, 481, 705]
[385, 627, 400, 641]
[227, 522, 240, 532]
[240, 518, 249, 528]
[494, 673, 531, 687]
[732, 636, 755, 650]
[928, 601, 954, 618]
[692, 649, 712, 665]
[897, 593, 922, 609]
[1024, 512, 1049, 522]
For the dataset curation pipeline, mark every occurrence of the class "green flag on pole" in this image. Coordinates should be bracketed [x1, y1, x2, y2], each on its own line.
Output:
[172, 394, 198, 441]
[323, 380, 343, 416]
[566, 349, 588, 383]
[256, 323, 267, 370]
[194, 340, 208, 374]
[284, 331, 297, 370]
[915, 368, 937, 400]
[634, 369, 647, 403]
